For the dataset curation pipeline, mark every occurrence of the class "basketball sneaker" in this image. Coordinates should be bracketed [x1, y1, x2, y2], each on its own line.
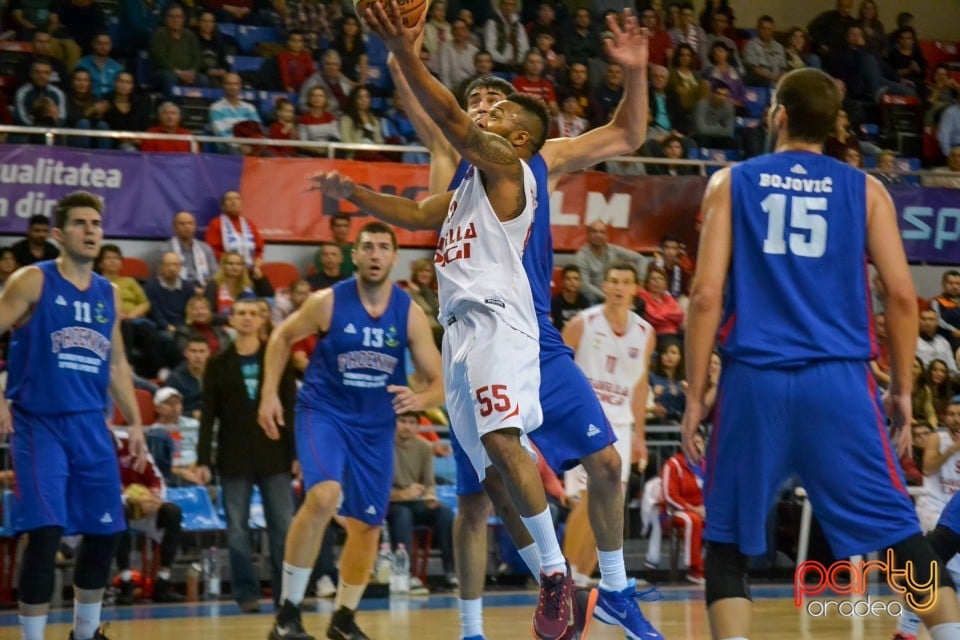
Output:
[593, 579, 665, 640]
[891, 634, 917, 640]
[560, 587, 598, 640]
[533, 566, 574, 639]
[69, 626, 111, 640]
[269, 600, 315, 640]
[326, 606, 370, 640]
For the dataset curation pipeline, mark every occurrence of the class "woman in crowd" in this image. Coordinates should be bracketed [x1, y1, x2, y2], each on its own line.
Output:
[783, 27, 821, 71]
[298, 85, 340, 154]
[638, 264, 685, 338]
[702, 40, 744, 106]
[332, 14, 367, 84]
[204, 250, 274, 320]
[857, 0, 886, 57]
[103, 72, 151, 150]
[339, 85, 389, 161]
[913, 356, 939, 428]
[888, 27, 928, 96]
[927, 359, 956, 422]
[405, 257, 443, 348]
[823, 108, 862, 162]
[65, 68, 110, 148]
[668, 44, 705, 114]
[649, 338, 687, 424]
[927, 64, 960, 125]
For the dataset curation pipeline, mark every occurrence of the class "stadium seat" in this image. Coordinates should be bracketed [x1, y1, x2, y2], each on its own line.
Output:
[0, 41, 31, 79]
[364, 32, 389, 66]
[229, 55, 264, 73]
[166, 486, 226, 531]
[113, 388, 157, 426]
[120, 256, 151, 280]
[550, 265, 563, 297]
[261, 261, 300, 290]
[743, 86, 769, 118]
[917, 40, 960, 79]
[434, 454, 457, 486]
[222, 25, 280, 53]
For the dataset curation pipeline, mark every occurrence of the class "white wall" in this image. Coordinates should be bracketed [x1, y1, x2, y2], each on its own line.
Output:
[729, 0, 960, 41]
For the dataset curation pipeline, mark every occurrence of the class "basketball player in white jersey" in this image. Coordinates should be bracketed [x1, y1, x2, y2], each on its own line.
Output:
[561, 262, 656, 590]
[918, 403, 960, 532]
[313, 4, 574, 637]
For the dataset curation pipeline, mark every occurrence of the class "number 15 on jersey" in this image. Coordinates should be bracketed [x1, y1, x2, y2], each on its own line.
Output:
[762, 193, 828, 258]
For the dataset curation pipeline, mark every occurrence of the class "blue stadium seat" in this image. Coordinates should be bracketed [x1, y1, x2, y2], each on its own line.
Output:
[230, 55, 265, 73]
[234, 25, 280, 53]
[364, 32, 389, 66]
[434, 453, 457, 486]
[214, 485, 267, 529]
[135, 50, 153, 89]
[435, 484, 458, 513]
[166, 486, 226, 532]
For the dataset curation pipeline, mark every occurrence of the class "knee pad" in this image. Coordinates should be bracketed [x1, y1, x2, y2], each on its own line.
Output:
[890, 533, 955, 609]
[74, 534, 119, 591]
[19, 526, 64, 605]
[704, 542, 751, 606]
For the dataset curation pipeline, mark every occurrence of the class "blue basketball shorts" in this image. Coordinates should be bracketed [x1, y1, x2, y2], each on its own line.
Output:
[9, 407, 125, 536]
[452, 347, 616, 496]
[704, 359, 920, 559]
[937, 491, 960, 538]
[294, 404, 394, 526]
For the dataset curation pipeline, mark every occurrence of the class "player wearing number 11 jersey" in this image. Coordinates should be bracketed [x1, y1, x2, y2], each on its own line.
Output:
[680, 68, 960, 640]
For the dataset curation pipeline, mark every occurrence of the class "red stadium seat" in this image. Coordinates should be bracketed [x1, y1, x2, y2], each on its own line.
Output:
[120, 257, 151, 281]
[550, 265, 564, 297]
[261, 261, 301, 290]
[113, 388, 157, 426]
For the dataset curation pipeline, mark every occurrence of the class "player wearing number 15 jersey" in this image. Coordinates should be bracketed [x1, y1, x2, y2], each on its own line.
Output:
[680, 68, 960, 640]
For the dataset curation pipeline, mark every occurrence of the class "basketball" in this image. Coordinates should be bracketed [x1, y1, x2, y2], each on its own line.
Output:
[354, 0, 429, 28]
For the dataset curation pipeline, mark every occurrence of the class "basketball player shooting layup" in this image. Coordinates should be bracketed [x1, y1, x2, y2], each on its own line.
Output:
[312, 4, 576, 638]
[680, 67, 960, 640]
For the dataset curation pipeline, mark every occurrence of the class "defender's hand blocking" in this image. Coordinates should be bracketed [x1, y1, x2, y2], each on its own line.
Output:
[258, 394, 285, 440]
[361, 0, 426, 57]
[388, 384, 427, 415]
[602, 9, 649, 70]
[308, 171, 356, 201]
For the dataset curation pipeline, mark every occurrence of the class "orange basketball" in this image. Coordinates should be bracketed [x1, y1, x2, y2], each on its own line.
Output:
[355, 0, 429, 29]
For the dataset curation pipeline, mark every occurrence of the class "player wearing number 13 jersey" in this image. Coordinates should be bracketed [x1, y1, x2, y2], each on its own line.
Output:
[680, 68, 960, 640]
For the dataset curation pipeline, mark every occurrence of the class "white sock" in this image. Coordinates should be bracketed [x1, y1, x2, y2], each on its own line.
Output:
[931, 623, 960, 640]
[897, 609, 921, 635]
[459, 598, 483, 639]
[518, 543, 541, 579]
[334, 581, 365, 611]
[280, 562, 312, 607]
[597, 548, 628, 592]
[520, 508, 566, 575]
[120, 569, 132, 581]
[157, 569, 171, 581]
[73, 601, 102, 640]
[19, 614, 47, 640]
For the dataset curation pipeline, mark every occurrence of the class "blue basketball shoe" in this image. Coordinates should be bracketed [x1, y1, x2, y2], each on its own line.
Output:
[593, 579, 664, 640]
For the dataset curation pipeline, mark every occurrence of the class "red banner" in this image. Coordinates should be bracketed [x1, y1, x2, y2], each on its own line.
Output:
[238, 158, 706, 253]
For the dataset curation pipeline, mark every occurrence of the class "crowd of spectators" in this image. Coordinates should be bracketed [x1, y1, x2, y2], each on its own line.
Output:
[0, 0, 957, 172]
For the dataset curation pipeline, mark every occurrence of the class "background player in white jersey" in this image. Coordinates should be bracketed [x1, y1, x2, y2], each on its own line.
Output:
[561, 263, 656, 591]
[259, 222, 444, 640]
[0, 191, 148, 640]
[316, 5, 572, 637]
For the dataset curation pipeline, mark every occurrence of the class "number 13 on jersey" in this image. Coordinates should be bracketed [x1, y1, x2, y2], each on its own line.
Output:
[762, 193, 828, 258]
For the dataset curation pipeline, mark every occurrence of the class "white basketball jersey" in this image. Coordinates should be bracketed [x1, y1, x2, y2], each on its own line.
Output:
[923, 431, 960, 511]
[435, 160, 538, 337]
[574, 305, 653, 425]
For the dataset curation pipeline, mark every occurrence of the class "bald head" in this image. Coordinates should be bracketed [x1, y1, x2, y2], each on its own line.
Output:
[173, 211, 196, 241]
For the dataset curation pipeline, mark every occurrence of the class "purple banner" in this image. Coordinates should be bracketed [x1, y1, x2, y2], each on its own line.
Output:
[893, 185, 960, 264]
[0, 145, 243, 238]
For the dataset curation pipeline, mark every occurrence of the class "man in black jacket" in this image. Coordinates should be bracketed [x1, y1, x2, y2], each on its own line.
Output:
[196, 298, 297, 613]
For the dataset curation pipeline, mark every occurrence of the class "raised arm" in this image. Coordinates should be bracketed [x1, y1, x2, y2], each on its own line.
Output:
[679, 168, 732, 461]
[540, 10, 649, 183]
[309, 170, 453, 230]
[364, 2, 521, 182]
[258, 289, 333, 438]
[387, 53, 460, 194]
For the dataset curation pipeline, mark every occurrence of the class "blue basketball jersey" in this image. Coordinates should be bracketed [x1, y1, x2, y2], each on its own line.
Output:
[721, 151, 875, 367]
[6, 260, 115, 415]
[297, 278, 410, 428]
[449, 156, 572, 358]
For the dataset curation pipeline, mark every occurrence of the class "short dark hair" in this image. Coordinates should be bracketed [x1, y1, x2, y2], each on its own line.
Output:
[355, 221, 398, 251]
[774, 68, 841, 144]
[942, 269, 960, 283]
[506, 93, 549, 153]
[96, 244, 122, 269]
[661, 233, 682, 247]
[896, 11, 913, 27]
[604, 261, 638, 281]
[662, 133, 683, 148]
[331, 213, 350, 226]
[30, 56, 54, 71]
[561, 264, 580, 276]
[185, 332, 210, 347]
[758, 14, 774, 26]
[28, 214, 50, 227]
[54, 191, 103, 229]
[463, 75, 516, 107]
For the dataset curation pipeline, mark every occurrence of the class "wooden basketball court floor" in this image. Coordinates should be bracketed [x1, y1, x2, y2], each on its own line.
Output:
[0, 584, 916, 640]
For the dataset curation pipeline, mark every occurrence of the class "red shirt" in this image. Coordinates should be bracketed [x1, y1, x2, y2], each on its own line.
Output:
[649, 28, 674, 67]
[277, 50, 316, 92]
[141, 126, 192, 153]
[268, 122, 299, 156]
[638, 288, 685, 335]
[205, 213, 264, 262]
[661, 452, 703, 513]
[511, 76, 557, 105]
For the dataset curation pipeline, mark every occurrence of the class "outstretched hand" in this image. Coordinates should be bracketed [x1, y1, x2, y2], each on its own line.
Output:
[361, 0, 427, 60]
[602, 9, 649, 70]
[307, 171, 356, 201]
